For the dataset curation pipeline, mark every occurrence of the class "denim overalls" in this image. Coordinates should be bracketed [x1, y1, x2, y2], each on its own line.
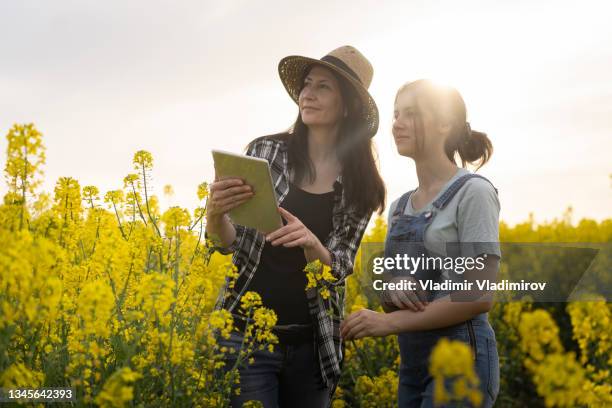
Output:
[384, 174, 500, 408]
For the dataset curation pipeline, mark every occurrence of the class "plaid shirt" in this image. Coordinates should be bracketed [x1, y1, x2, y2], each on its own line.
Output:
[209, 135, 372, 389]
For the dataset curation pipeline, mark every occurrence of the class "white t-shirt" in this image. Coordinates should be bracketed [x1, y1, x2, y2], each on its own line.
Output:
[387, 168, 501, 260]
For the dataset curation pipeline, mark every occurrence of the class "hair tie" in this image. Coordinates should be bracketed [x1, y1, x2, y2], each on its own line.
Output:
[463, 122, 472, 144]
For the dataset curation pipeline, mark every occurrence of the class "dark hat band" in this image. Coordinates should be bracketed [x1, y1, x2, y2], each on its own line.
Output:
[320, 55, 361, 84]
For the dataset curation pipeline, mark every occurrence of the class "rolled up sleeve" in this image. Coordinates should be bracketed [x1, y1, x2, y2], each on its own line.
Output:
[205, 223, 246, 254]
[328, 209, 371, 285]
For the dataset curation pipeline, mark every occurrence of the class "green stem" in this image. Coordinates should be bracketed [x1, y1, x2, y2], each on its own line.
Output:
[130, 181, 148, 227]
[350, 339, 376, 378]
[141, 164, 162, 237]
[111, 199, 127, 240]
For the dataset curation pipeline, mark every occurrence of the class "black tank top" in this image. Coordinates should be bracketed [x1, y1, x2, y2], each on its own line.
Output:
[246, 182, 335, 325]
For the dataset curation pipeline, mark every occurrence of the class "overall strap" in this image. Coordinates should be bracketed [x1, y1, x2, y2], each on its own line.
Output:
[393, 189, 416, 217]
[432, 174, 498, 210]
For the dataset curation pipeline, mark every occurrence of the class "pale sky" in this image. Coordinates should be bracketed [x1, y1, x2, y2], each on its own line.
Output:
[1, 0, 611, 227]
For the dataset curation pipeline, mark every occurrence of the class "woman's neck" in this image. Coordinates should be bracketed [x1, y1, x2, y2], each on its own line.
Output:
[413, 153, 459, 193]
[307, 126, 340, 163]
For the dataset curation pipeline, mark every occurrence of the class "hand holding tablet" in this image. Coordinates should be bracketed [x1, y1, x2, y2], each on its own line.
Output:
[207, 177, 254, 217]
[211, 149, 283, 234]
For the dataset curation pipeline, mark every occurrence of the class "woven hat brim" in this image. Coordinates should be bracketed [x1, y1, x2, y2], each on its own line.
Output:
[278, 55, 379, 138]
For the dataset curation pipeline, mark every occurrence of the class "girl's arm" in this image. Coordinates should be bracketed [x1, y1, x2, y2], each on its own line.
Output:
[341, 296, 491, 340]
[341, 256, 498, 340]
[386, 294, 492, 332]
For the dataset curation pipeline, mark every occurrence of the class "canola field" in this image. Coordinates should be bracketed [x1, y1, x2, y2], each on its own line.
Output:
[1, 124, 610, 407]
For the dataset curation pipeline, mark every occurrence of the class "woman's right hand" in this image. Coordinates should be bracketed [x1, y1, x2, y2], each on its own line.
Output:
[207, 177, 254, 223]
[381, 276, 429, 312]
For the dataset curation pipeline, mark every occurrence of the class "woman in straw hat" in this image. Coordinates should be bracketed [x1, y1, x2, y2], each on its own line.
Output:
[341, 79, 500, 407]
[206, 46, 385, 407]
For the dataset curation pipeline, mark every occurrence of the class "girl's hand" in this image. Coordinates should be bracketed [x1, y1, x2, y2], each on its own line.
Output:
[381, 276, 429, 312]
[341, 309, 395, 340]
[265, 207, 319, 249]
[208, 177, 254, 222]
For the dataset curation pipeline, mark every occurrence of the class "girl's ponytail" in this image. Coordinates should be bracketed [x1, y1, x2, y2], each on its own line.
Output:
[452, 122, 493, 170]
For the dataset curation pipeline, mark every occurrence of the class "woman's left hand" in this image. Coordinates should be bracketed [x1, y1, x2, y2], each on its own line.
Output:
[265, 207, 319, 249]
[341, 309, 396, 340]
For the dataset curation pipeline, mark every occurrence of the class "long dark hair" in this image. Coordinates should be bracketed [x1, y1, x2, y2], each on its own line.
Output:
[396, 79, 493, 170]
[254, 65, 385, 216]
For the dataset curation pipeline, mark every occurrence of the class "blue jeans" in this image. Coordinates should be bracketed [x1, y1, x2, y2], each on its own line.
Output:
[398, 318, 500, 408]
[218, 330, 330, 408]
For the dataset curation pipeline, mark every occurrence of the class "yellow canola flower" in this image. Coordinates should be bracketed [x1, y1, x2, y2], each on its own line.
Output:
[104, 190, 124, 206]
[331, 385, 346, 408]
[502, 301, 530, 330]
[354, 370, 398, 408]
[82, 185, 100, 208]
[123, 173, 139, 188]
[567, 299, 611, 366]
[304, 259, 336, 300]
[4, 123, 46, 202]
[94, 367, 142, 408]
[76, 280, 114, 338]
[209, 309, 234, 339]
[133, 150, 153, 170]
[331, 400, 347, 408]
[53, 176, 83, 222]
[0, 362, 44, 389]
[518, 309, 563, 364]
[242, 400, 264, 408]
[197, 182, 209, 201]
[319, 287, 331, 300]
[252, 308, 278, 345]
[429, 338, 482, 407]
[517, 306, 612, 407]
[240, 291, 263, 311]
[161, 206, 191, 237]
[134, 272, 176, 325]
[531, 352, 588, 408]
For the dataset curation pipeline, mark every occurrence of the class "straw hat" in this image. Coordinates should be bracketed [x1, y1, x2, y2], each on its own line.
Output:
[278, 45, 379, 138]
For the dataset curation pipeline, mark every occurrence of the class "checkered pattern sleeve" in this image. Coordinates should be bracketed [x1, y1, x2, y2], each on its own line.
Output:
[328, 207, 371, 285]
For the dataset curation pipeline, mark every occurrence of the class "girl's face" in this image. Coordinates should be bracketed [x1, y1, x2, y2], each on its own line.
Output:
[298, 65, 345, 129]
[392, 88, 444, 158]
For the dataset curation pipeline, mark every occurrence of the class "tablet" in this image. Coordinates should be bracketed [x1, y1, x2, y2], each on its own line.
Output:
[212, 149, 283, 233]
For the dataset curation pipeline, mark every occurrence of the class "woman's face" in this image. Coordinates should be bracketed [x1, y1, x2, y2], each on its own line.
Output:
[298, 65, 345, 129]
[392, 88, 442, 158]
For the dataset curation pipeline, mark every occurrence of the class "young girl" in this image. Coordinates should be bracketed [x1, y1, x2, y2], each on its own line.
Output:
[206, 46, 385, 407]
[341, 79, 500, 407]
